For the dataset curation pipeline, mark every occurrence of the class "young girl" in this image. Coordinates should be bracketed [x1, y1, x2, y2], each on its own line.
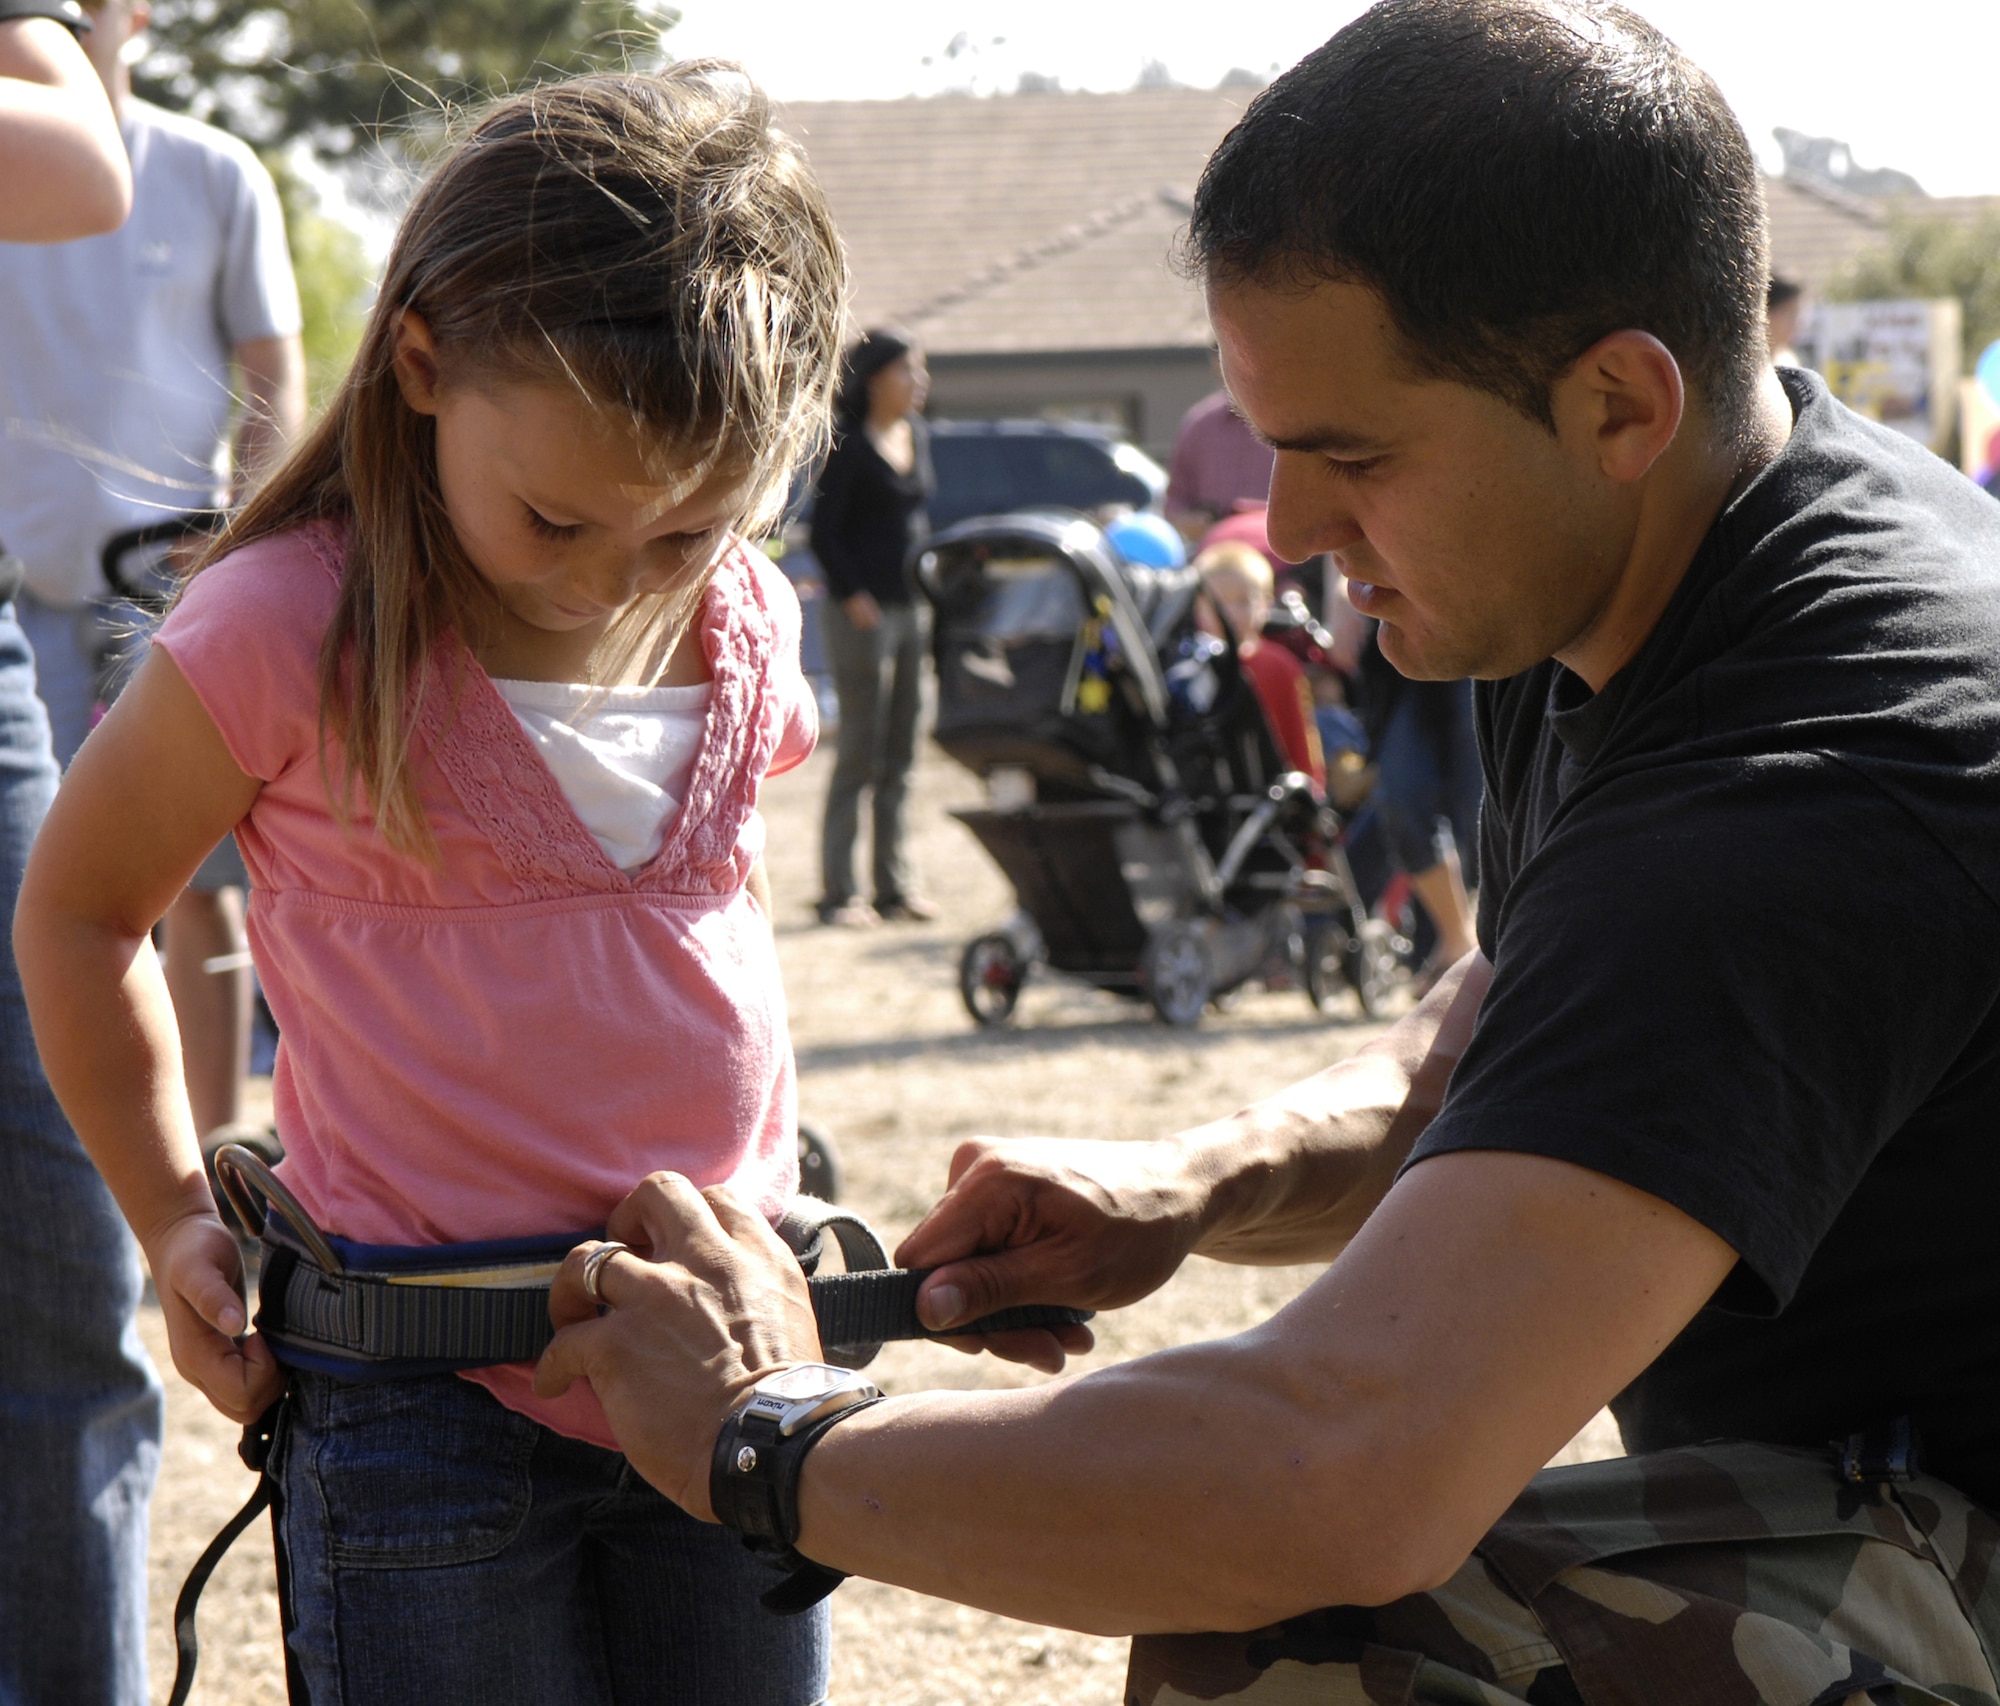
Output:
[17, 66, 845, 1703]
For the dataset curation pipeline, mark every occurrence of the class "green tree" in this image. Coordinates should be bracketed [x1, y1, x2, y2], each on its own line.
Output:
[1827, 207, 2000, 371]
[262, 153, 373, 407]
[133, 2, 669, 406]
[134, 0, 665, 160]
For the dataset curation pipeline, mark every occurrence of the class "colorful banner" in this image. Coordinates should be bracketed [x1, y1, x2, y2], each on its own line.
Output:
[1796, 299, 1964, 454]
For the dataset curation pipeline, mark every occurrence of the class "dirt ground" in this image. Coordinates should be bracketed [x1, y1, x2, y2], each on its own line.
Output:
[141, 739, 1619, 1705]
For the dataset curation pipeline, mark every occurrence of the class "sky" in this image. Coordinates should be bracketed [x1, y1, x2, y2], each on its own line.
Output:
[659, 0, 2000, 197]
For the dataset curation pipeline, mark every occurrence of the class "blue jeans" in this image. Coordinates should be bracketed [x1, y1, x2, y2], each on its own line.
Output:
[0, 602, 163, 1706]
[274, 1370, 831, 1705]
[16, 590, 247, 889]
[1372, 680, 1483, 887]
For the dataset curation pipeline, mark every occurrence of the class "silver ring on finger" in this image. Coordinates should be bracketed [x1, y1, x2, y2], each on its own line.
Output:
[581, 1241, 631, 1307]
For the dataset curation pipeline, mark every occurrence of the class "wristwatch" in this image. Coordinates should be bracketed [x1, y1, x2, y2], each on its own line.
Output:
[710, 1362, 883, 1613]
[0, 0, 93, 38]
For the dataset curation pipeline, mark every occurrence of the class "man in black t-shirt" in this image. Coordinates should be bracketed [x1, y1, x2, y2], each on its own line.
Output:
[529, 5, 2000, 1700]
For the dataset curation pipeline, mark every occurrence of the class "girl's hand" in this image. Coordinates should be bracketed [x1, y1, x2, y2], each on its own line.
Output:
[145, 1209, 285, 1423]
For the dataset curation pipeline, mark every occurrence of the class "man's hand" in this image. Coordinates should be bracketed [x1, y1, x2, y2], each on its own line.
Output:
[841, 591, 883, 632]
[889, 962, 1493, 1374]
[894, 1137, 1210, 1371]
[145, 1208, 283, 1424]
[535, 1172, 823, 1518]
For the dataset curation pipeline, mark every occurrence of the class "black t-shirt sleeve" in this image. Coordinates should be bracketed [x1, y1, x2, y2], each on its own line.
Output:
[1413, 753, 2000, 1314]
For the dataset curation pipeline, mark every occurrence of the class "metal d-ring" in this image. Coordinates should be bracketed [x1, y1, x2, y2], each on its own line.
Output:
[210, 1143, 345, 1276]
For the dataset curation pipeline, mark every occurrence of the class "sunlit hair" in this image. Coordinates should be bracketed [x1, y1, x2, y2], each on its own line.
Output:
[186, 65, 846, 855]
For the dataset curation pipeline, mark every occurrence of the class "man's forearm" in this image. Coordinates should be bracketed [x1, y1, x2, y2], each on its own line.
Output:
[797, 960, 1497, 1632]
[799, 1333, 1418, 1635]
[892, 953, 1492, 1336]
[792, 1087, 1729, 1641]
[231, 334, 306, 494]
[1181, 951, 1489, 1264]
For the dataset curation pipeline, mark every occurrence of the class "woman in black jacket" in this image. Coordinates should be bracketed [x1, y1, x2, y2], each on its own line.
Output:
[810, 329, 936, 925]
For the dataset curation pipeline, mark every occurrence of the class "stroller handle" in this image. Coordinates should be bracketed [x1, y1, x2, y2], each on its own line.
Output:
[1213, 772, 1322, 892]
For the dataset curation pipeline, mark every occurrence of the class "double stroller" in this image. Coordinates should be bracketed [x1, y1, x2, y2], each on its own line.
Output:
[918, 510, 1405, 1028]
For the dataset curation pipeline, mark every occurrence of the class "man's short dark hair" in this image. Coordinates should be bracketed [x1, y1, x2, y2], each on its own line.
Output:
[1187, 0, 1770, 438]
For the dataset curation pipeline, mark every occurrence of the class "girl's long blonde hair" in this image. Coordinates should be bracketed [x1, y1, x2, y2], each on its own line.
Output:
[196, 64, 846, 855]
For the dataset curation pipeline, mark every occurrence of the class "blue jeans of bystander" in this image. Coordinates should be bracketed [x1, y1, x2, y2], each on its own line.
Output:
[1372, 678, 1483, 887]
[0, 601, 163, 1706]
[274, 1368, 832, 1705]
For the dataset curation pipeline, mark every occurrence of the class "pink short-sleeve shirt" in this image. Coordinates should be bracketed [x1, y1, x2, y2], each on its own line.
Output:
[154, 520, 817, 1444]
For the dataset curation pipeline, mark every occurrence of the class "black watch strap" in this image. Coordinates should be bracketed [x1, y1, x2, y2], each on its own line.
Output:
[0, 0, 93, 38]
[711, 1392, 883, 1613]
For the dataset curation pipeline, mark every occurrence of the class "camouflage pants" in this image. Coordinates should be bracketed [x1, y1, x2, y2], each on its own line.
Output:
[1128, 1443, 2000, 1706]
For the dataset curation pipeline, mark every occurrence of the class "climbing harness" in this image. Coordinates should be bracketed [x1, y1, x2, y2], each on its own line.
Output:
[169, 1144, 1092, 1703]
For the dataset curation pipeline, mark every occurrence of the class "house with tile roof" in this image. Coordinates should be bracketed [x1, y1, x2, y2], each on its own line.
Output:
[778, 88, 1999, 460]
[777, 87, 1249, 459]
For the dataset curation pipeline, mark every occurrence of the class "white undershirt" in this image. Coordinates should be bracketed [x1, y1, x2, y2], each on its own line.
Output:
[492, 678, 713, 873]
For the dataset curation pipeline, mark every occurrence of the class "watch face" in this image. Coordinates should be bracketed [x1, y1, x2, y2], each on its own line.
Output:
[759, 1364, 847, 1401]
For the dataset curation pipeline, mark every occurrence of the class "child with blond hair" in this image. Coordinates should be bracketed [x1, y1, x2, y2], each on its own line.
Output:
[19, 66, 845, 1702]
[1195, 539, 1325, 788]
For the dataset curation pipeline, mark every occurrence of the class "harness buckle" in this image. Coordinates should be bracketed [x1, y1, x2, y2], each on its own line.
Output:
[211, 1142, 345, 1275]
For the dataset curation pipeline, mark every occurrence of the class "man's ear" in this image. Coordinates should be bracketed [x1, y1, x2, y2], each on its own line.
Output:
[1553, 330, 1685, 484]
[390, 308, 444, 417]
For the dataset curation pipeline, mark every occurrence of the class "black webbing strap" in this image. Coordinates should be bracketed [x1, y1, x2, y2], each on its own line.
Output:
[168, 1405, 286, 1706]
[236, 1180, 1091, 1376]
[807, 1268, 1097, 1352]
[169, 1483, 268, 1706]
[257, 1239, 1091, 1373]
[260, 1242, 558, 1365]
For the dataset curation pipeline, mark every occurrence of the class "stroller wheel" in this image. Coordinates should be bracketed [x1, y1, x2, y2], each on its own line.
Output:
[1142, 922, 1214, 1028]
[960, 932, 1028, 1027]
[1303, 917, 1349, 1015]
[1343, 917, 1405, 1019]
[797, 1119, 842, 1203]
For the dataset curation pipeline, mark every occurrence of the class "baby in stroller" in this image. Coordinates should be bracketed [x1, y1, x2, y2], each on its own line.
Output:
[920, 509, 1405, 1026]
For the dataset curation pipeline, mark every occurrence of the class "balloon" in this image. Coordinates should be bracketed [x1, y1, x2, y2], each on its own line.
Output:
[1105, 511, 1187, 569]
[1978, 339, 2000, 408]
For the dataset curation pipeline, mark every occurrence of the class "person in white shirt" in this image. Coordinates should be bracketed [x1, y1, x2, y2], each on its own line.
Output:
[0, 0, 304, 1146]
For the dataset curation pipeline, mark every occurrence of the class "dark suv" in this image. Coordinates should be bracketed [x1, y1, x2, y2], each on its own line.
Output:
[925, 419, 1167, 531]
